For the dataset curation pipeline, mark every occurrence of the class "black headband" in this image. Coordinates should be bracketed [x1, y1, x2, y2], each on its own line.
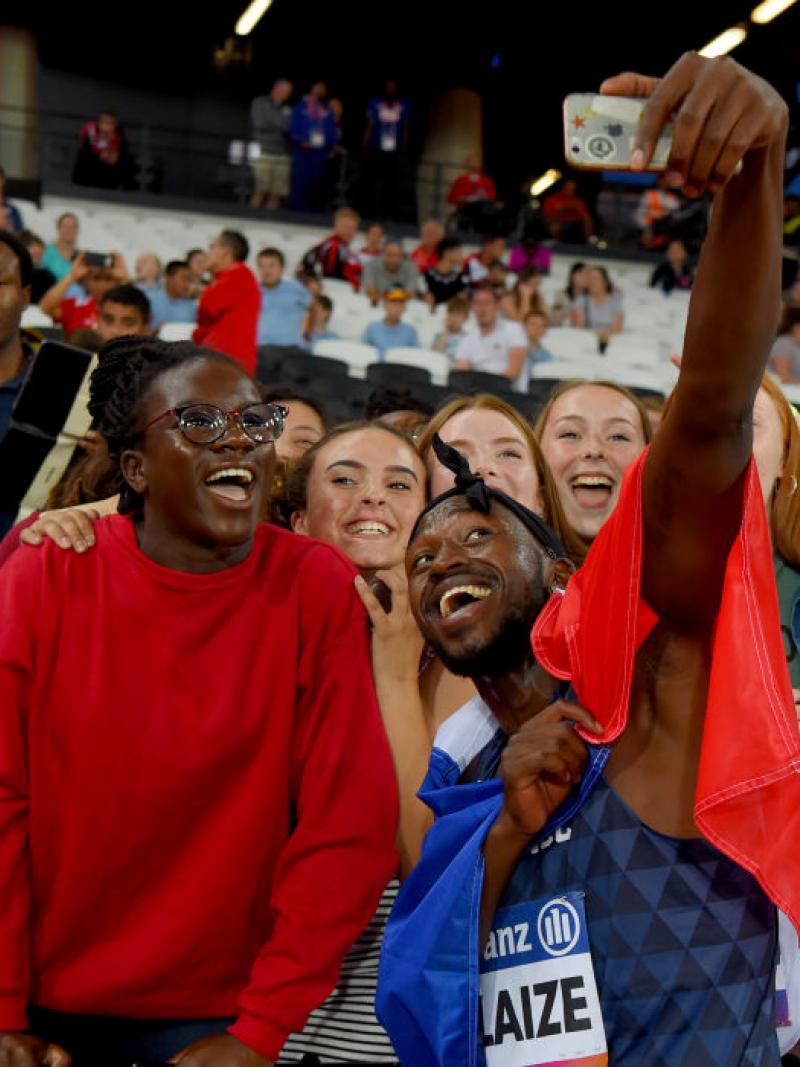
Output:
[408, 434, 567, 560]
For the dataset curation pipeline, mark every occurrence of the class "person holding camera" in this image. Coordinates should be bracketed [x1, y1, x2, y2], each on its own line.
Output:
[39, 251, 129, 334]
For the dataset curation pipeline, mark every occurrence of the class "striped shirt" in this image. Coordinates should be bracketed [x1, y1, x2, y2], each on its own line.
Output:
[280, 882, 399, 1063]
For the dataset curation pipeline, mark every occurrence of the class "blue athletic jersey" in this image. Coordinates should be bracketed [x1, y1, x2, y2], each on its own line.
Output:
[465, 739, 779, 1065]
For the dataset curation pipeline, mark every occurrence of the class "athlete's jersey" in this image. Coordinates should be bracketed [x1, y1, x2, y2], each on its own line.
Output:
[467, 737, 779, 1065]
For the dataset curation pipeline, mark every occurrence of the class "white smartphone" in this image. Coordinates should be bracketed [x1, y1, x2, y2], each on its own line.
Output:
[563, 93, 674, 171]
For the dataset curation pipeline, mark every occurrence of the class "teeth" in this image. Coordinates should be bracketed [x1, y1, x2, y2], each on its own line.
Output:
[206, 467, 253, 485]
[350, 522, 389, 535]
[439, 584, 492, 618]
[572, 476, 612, 489]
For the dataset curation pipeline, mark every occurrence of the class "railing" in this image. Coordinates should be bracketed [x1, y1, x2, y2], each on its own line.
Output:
[0, 103, 471, 226]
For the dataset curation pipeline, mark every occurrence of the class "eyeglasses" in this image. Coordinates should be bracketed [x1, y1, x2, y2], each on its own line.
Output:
[143, 403, 287, 445]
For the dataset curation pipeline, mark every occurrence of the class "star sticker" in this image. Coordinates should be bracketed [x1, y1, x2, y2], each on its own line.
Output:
[572, 116, 586, 128]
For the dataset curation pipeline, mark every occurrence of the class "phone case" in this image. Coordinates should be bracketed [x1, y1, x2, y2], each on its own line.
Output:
[563, 94, 674, 171]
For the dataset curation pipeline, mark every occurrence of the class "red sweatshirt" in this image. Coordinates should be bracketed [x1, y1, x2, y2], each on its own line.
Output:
[0, 517, 398, 1060]
[193, 261, 261, 374]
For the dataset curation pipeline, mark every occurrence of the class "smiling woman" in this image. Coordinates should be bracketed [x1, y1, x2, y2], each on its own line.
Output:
[534, 380, 652, 545]
[0, 335, 399, 1067]
[286, 421, 427, 577]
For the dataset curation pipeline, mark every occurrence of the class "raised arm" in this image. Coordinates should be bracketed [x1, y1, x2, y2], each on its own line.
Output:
[610, 55, 788, 630]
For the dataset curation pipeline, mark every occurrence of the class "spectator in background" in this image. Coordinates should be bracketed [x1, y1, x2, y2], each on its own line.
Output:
[410, 219, 443, 273]
[255, 247, 312, 380]
[42, 212, 79, 282]
[635, 174, 681, 249]
[550, 260, 590, 324]
[486, 259, 509, 298]
[542, 177, 592, 243]
[363, 289, 419, 359]
[363, 387, 434, 438]
[301, 207, 362, 289]
[261, 386, 327, 463]
[419, 236, 468, 307]
[289, 82, 337, 211]
[306, 293, 338, 344]
[465, 233, 506, 288]
[454, 286, 528, 390]
[508, 228, 551, 275]
[523, 308, 553, 367]
[324, 98, 349, 209]
[186, 248, 209, 298]
[73, 110, 134, 190]
[570, 264, 624, 349]
[0, 232, 34, 448]
[18, 231, 55, 305]
[362, 79, 411, 222]
[134, 253, 162, 294]
[250, 79, 293, 210]
[500, 266, 548, 323]
[0, 233, 34, 535]
[650, 238, 694, 294]
[40, 252, 129, 333]
[769, 306, 800, 384]
[95, 284, 151, 343]
[147, 261, 197, 329]
[358, 223, 385, 265]
[0, 168, 22, 233]
[193, 229, 260, 374]
[433, 294, 470, 360]
[447, 153, 500, 233]
[362, 240, 419, 305]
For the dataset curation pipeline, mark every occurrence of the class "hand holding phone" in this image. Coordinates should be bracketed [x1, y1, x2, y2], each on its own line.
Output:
[564, 53, 784, 195]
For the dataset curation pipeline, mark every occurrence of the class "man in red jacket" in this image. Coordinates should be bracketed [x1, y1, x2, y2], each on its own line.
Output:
[193, 231, 261, 374]
[0, 337, 398, 1067]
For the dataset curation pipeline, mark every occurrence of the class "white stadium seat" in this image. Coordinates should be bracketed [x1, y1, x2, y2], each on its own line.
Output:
[543, 328, 599, 360]
[159, 322, 195, 342]
[313, 339, 380, 377]
[21, 306, 54, 329]
[531, 357, 610, 381]
[384, 347, 450, 386]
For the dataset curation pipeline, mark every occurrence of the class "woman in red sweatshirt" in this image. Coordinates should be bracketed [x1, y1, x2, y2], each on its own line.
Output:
[0, 337, 398, 1067]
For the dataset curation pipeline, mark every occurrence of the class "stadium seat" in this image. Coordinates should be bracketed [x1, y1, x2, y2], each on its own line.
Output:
[384, 347, 450, 386]
[311, 374, 375, 418]
[270, 353, 349, 387]
[159, 322, 195, 342]
[542, 328, 598, 360]
[312, 339, 380, 378]
[531, 358, 609, 381]
[366, 362, 432, 387]
[605, 333, 662, 367]
[21, 306, 54, 329]
[447, 369, 516, 395]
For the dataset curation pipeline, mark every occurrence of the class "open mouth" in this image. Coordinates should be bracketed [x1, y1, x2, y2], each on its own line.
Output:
[345, 521, 393, 538]
[569, 473, 614, 510]
[204, 467, 254, 504]
[438, 584, 493, 619]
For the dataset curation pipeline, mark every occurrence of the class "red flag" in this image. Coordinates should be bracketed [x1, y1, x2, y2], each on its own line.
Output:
[533, 448, 800, 931]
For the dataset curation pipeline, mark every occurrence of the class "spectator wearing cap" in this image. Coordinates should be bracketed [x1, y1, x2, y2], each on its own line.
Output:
[147, 261, 197, 329]
[255, 247, 312, 380]
[419, 237, 468, 307]
[409, 219, 444, 273]
[362, 289, 419, 360]
[0, 169, 22, 233]
[250, 79, 294, 209]
[362, 240, 419, 306]
[193, 230, 261, 374]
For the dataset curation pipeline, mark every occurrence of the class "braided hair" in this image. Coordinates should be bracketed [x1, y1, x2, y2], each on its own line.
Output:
[88, 336, 236, 514]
